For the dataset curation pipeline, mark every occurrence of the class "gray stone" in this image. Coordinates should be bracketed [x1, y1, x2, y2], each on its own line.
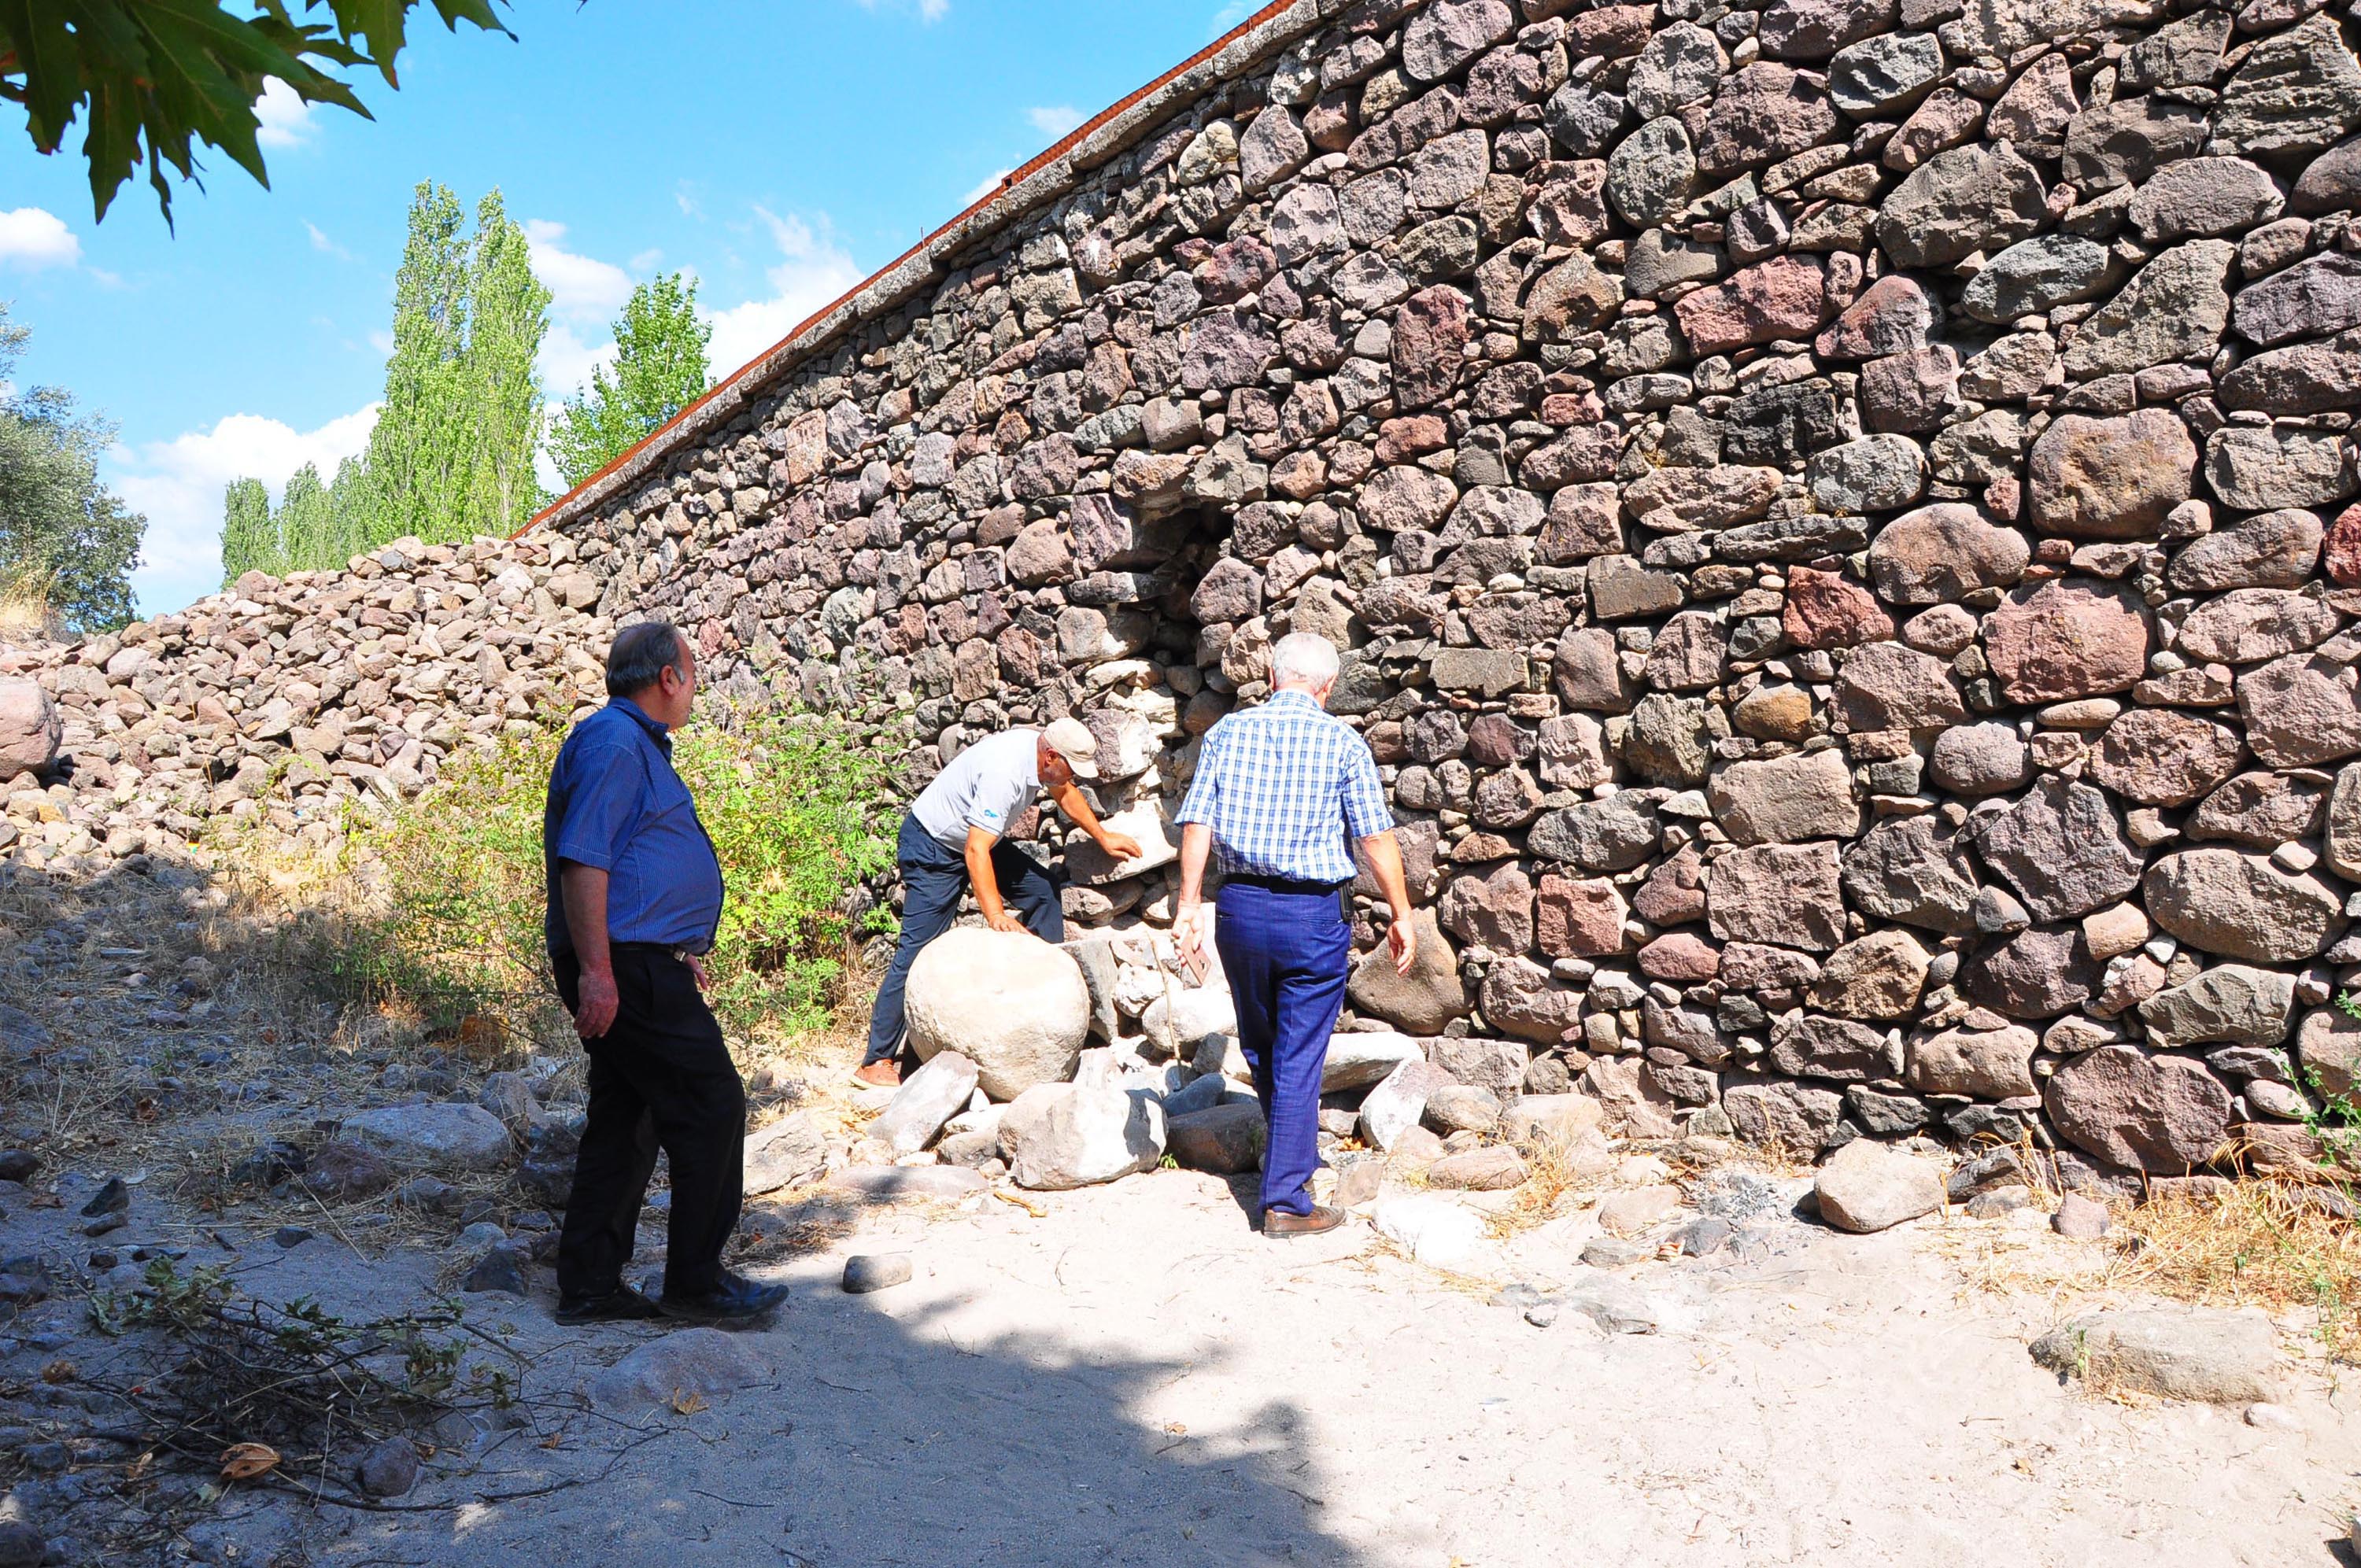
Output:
[2062, 241, 2235, 379]
[1708, 747, 1860, 847]
[341, 1103, 512, 1173]
[1867, 504, 2029, 603]
[905, 927, 1089, 1100]
[1359, 1057, 1458, 1151]
[2215, 15, 2361, 160]
[2295, 1005, 2361, 1098]
[1165, 1101, 1266, 1173]
[2230, 252, 2361, 348]
[2030, 1309, 2279, 1403]
[2130, 158, 2285, 244]
[1709, 841, 1847, 951]
[1828, 32, 1943, 119]
[1876, 143, 2048, 269]
[1842, 814, 1981, 935]
[2205, 425, 2357, 512]
[0, 680, 59, 776]
[1606, 116, 1699, 228]
[745, 1112, 826, 1197]
[871, 1050, 980, 1155]
[1813, 1139, 1945, 1233]
[2169, 509, 2323, 592]
[1808, 434, 1929, 515]
[356, 1437, 420, 1500]
[2143, 847, 2344, 962]
[1908, 1021, 2038, 1099]
[1628, 22, 1729, 120]
[589, 1328, 774, 1411]
[1961, 235, 2123, 325]
[2138, 965, 2296, 1053]
[999, 1082, 1166, 1190]
[843, 1253, 914, 1293]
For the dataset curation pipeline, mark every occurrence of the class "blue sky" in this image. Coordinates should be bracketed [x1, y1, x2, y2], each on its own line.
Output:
[0, 0, 1262, 616]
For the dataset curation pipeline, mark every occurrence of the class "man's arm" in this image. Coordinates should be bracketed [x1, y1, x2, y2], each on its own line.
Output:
[1358, 829, 1418, 977]
[1173, 822, 1215, 960]
[963, 826, 1029, 934]
[1047, 778, 1144, 862]
[560, 862, 619, 1038]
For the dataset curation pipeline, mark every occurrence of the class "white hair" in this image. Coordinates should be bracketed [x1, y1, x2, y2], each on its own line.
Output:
[1270, 632, 1341, 688]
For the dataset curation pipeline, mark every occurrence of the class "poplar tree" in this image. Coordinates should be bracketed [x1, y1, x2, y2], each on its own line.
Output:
[461, 190, 552, 533]
[218, 477, 278, 585]
[547, 271, 711, 488]
[275, 463, 354, 572]
[356, 181, 473, 548]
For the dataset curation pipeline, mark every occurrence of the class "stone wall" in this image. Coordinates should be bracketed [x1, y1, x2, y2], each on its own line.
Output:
[20, 0, 2361, 1186]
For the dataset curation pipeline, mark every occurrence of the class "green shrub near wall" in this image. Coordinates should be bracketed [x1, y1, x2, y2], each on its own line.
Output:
[334, 710, 895, 1056]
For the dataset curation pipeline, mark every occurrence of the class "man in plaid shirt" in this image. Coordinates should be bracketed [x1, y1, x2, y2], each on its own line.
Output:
[1174, 632, 1418, 1238]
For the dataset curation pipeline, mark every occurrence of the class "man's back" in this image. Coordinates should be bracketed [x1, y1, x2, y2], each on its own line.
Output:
[1182, 688, 1390, 884]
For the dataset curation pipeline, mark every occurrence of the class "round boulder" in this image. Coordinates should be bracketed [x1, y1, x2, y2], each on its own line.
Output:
[905, 927, 1089, 1101]
[0, 678, 60, 777]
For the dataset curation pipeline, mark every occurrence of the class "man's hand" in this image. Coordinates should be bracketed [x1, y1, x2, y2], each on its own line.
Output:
[684, 953, 709, 991]
[1172, 901, 1211, 961]
[1099, 830, 1144, 862]
[1386, 909, 1417, 977]
[985, 908, 1029, 935]
[574, 965, 619, 1039]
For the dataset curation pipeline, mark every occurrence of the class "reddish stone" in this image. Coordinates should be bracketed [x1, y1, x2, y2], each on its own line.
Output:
[1538, 873, 1628, 958]
[1393, 285, 1470, 409]
[1983, 578, 2152, 703]
[1672, 256, 1830, 356]
[1639, 932, 1721, 982]
[1860, 345, 1960, 434]
[1781, 566, 1896, 650]
[2326, 503, 2361, 587]
[1632, 844, 1708, 926]
[1375, 415, 1450, 465]
[1812, 275, 1934, 360]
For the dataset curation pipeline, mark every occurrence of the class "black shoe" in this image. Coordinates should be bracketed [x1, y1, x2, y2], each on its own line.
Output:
[657, 1270, 788, 1326]
[553, 1282, 663, 1325]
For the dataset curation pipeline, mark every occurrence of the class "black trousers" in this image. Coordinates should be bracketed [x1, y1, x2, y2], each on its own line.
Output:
[552, 946, 745, 1299]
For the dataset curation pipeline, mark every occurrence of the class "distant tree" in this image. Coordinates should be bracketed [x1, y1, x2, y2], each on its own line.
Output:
[0, 305, 145, 632]
[222, 181, 549, 574]
[353, 181, 474, 549]
[276, 461, 358, 571]
[461, 190, 552, 533]
[220, 477, 281, 586]
[0, 2, 512, 225]
[547, 272, 712, 488]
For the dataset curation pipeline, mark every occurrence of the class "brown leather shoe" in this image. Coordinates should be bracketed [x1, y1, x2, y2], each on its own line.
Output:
[1263, 1204, 1347, 1238]
[851, 1060, 900, 1089]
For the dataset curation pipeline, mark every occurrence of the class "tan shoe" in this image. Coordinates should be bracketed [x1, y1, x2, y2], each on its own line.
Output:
[851, 1060, 901, 1089]
[1263, 1204, 1347, 1238]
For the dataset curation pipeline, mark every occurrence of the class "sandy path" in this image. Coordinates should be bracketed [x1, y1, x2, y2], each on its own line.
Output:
[196, 1168, 2358, 1568]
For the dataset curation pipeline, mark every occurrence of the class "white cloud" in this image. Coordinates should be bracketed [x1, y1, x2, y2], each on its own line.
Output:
[1027, 105, 1084, 138]
[0, 208, 79, 271]
[108, 405, 379, 615]
[961, 168, 1014, 206]
[629, 248, 665, 272]
[368, 328, 395, 357]
[541, 321, 616, 400]
[701, 208, 865, 381]
[253, 79, 318, 149]
[523, 219, 634, 323]
[305, 220, 353, 260]
[856, 0, 948, 20]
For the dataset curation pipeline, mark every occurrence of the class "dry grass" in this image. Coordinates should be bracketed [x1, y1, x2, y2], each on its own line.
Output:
[1485, 1134, 1591, 1239]
[0, 568, 61, 644]
[2109, 1182, 2361, 1364]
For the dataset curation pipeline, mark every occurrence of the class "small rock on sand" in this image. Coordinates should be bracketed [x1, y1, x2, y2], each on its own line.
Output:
[355, 1437, 420, 1499]
[744, 1112, 827, 1196]
[340, 1103, 514, 1172]
[2052, 1191, 2112, 1238]
[1165, 1101, 1265, 1173]
[872, 1052, 980, 1154]
[1813, 1139, 1945, 1233]
[589, 1327, 774, 1412]
[0, 1520, 43, 1566]
[1373, 1194, 1484, 1268]
[1598, 1184, 1683, 1236]
[1425, 1145, 1527, 1190]
[842, 1253, 914, 1293]
[2029, 1308, 2279, 1403]
[2244, 1402, 2301, 1430]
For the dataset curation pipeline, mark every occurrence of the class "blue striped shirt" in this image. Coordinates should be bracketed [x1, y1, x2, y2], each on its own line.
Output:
[1177, 688, 1394, 884]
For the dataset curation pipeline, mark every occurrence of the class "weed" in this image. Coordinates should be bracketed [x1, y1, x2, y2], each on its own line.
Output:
[2110, 1181, 2361, 1365]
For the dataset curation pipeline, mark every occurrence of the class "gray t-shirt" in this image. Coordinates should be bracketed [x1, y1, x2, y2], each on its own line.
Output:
[912, 729, 1041, 849]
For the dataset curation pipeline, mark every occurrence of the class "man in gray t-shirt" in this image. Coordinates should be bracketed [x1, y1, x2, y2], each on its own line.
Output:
[855, 718, 1143, 1087]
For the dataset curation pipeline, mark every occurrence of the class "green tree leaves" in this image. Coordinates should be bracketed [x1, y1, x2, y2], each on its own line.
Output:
[546, 271, 712, 489]
[0, 1, 512, 225]
[0, 304, 146, 631]
[220, 181, 549, 579]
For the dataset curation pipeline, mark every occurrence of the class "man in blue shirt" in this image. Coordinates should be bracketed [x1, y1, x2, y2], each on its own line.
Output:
[543, 620, 785, 1326]
[1174, 632, 1419, 1238]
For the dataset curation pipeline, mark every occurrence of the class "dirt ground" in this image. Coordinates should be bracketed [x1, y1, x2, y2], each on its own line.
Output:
[0, 855, 2356, 1566]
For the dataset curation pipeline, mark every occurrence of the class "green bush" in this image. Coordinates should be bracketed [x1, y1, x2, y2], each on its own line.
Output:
[334, 708, 894, 1055]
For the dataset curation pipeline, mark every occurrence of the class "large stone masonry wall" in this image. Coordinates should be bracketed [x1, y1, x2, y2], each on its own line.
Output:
[11, 0, 2361, 1190]
[545, 0, 2361, 1184]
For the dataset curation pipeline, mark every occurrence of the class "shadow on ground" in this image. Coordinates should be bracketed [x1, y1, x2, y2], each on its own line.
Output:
[312, 1275, 1369, 1568]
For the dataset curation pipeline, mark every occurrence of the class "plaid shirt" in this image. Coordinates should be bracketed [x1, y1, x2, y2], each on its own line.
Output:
[1177, 688, 1394, 884]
